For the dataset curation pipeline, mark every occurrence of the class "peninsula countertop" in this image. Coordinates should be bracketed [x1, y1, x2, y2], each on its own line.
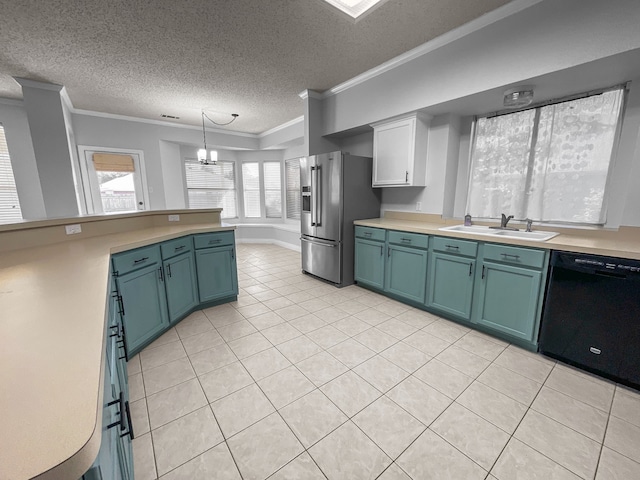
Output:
[0, 219, 234, 480]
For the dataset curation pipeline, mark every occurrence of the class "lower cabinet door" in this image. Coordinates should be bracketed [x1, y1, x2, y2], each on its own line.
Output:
[473, 261, 542, 342]
[117, 263, 170, 356]
[354, 238, 385, 290]
[195, 246, 238, 303]
[164, 251, 199, 322]
[427, 252, 475, 320]
[385, 244, 427, 303]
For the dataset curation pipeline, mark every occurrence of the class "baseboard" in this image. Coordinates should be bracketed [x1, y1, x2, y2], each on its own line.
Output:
[236, 237, 301, 252]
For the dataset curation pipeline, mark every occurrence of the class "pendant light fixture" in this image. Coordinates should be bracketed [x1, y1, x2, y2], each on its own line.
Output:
[198, 110, 239, 165]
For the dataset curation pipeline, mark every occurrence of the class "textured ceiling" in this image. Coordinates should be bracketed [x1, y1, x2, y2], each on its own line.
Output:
[0, 0, 511, 134]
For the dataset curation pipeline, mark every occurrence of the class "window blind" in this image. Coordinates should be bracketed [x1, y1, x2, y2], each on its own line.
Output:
[285, 159, 301, 220]
[0, 126, 22, 224]
[185, 160, 237, 218]
[263, 162, 282, 218]
[93, 153, 135, 172]
[242, 162, 261, 218]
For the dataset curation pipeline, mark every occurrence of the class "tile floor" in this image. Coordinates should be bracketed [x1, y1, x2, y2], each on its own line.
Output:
[127, 244, 640, 480]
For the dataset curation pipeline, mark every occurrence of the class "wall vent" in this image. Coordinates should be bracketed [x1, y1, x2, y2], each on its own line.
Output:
[160, 114, 180, 119]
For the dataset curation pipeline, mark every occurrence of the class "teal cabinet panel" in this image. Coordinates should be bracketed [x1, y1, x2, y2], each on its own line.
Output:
[387, 230, 429, 249]
[195, 245, 238, 303]
[355, 226, 386, 242]
[354, 238, 385, 290]
[474, 261, 542, 342]
[164, 251, 199, 322]
[427, 252, 475, 320]
[385, 244, 428, 303]
[116, 263, 170, 355]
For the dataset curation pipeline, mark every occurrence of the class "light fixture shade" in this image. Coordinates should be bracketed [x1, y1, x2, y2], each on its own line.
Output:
[503, 87, 534, 108]
[209, 150, 218, 163]
[197, 148, 207, 162]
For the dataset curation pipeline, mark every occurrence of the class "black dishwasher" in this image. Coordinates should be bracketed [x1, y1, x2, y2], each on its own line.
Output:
[539, 251, 640, 389]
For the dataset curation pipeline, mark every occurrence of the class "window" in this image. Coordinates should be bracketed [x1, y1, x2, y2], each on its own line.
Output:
[467, 88, 624, 224]
[242, 162, 261, 218]
[185, 160, 237, 218]
[264, 162, 282, 218]
[285, 159, 301, 220]
[0, 125, 22, 224]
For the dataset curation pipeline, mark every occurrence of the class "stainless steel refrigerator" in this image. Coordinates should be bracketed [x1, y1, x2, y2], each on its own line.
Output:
[300, 151, 381, 286]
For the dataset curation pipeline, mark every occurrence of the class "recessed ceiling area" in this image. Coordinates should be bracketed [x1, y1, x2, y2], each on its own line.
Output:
[0, 0, 512, 134]
[320, 0, 389, 19]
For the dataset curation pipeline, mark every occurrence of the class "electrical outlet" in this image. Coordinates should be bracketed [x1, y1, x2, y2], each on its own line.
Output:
[65, 224, 82, 235]
[416, 202, 422, 211]
[168, 214, 180, 222]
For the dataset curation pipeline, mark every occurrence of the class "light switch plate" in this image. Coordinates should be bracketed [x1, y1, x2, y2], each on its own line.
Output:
[65, 224, 82, 235]
[416, 202, 422, 211]
[168, 214, 180, 222]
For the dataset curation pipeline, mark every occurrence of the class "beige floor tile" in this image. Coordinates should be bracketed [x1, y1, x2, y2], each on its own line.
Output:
[211, 383, 275, 438]
[423, 319, 468, 343]
[491, 438, 581, 480]
[493, 346, 553, 384]
[198, 361, 254, 403]
[333, 316, 372, 336]
[230, 293, 260, 308]
[374, 300, 409, 316]
[477, 363, 541, 405]
[216, 320, 258, 342]
[289, 314, 327, 334]
[376, 318, 419, 340]
[146, 327, 180, 349]
[244, 284, 271, 295]
[132, 432, 157, 480]
[143, 357, 195, 396]
[147, 378, 208, 430]
[435, 345, 490, 378]
[320, 370, 381, 417]
[610, 386, 640, 428]
[127, 354, 141, 376]
[174, 312, 213, 339]
[306, 324, 350, 348]
[129, 372, 146, 402]
[275, 304, 308, 321]
[457, 381, 527, 434]
[314, 305, 351, 323]
[258, 365, 315, 409]
[227, 332, 272, 359]
[596, 446, 640, 480]
[309, 421, 391, 480]
[130, 398, 150, 436]
[394, 309, 438, 328]
[299, 297, 331, 313]
[160, 442, 241, 479]
[604, 416, 640, 463]
[252, 289, 282, 302]
[236, 302, 271, 319]
[354, 396, 426, 459]
[431, 402, 509, 470]
[276, 335, 323, 363]
[203, 306, 244, 328]
[335, 299, 369, 315]
[247, 311, 284, 330]
[285, 291, 318, 304]
[545, 366, 615, 412]
[414, 359, 473, 399]
[241, 347, 291, 380]
[353, 307, 393, 326]
[152, 406, 223, 477]
[273, 285, 303, 296]
[354, 327, 398, 353]
[140, 340, 187, 371]
[467, 329, 510, 348]
[386, 376, 452, 426]
[514, 409, 600, 479]
[180, 329, 224, 356]
[397, 429, 487, 480]
[270, 452, 326, 479]
[532, 386, 609, 442]
[263, 296, 294, 311]
[260, 322, 301, 345]
[189, 344, 236, 376]
[454, 333, 506, 361]
[353, 355, 409, 393]
[327, 338, 376, 368]
[280, 390, 348, 447]
[296, 351, 349, 386]
[377, 463, 412, 480]
[228, 413, 304, 480]
[380, 342, 431, 373]
[402, 330, 450, 357]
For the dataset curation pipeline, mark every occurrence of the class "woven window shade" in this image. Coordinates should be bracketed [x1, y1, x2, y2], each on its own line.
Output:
[93, 153, 135, 172]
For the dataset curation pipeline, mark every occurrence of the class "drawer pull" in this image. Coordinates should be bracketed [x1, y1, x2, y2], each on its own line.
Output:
[158, 266, 164, 282]
[174, 245, 186, 251]
[133, 256, 149, 264]
[469, 262, 473, 276]
[121, 401, 134, 440]
[401, 238, 411, 243]
[482, 265, 485, 279]
[380, 245, 383, 256]
[167, 263, 172, 278]
[208, 239, 222, 244]
[106, 391, 125, 430]
[364, 232, 372, 237]
[445, 244, 459, 250]
[501, 253, 520, 260]
[590, 347, 602, 355]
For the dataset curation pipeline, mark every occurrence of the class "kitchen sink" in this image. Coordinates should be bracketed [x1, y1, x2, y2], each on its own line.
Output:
[438, 224, 559, 242]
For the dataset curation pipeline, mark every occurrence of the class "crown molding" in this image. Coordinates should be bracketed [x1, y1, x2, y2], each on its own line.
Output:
[324, 0, 544, 98]
[259, 116, 304, 138]
[299, 89, 323, 100]
[13, 77, 64, 92]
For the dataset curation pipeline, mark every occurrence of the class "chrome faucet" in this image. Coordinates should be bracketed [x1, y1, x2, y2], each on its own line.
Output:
[501, 213, 514, 228]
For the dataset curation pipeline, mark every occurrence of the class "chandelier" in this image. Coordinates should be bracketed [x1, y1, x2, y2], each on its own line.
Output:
[198, 110, 239, 164]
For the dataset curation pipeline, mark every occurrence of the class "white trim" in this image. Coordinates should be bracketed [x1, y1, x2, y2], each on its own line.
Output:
[235, 237, 301, 252]
[59, 87, 74, 111]
[259, 116, 304, 138]
[0, 98, 24, 106]
[324, 0, 544, 98]
[299, 90, 323, 100]
[13, 77, 63, 92]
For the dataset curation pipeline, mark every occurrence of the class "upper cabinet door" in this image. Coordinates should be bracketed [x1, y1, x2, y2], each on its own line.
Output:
[371, 113, 430, 187]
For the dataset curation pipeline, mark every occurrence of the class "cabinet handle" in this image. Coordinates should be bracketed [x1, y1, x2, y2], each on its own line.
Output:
[445, 244, 459, 250]
[158, 266, 164, 282]
[388, 247, 391, 257]
[405, 171, 409, 182]
[121, 401, 134, 440]
[117, 295, 125, 316]
[469, 262, 473, 276]
[208, 239, 222, 245]
[481, 265, 485, 279]
[401, 238, 411, 243]
[379, 245, 383, 256]
[364, 232, 372, 237]
[231, 248, 235, 259]
[501, 253, 520, 260]
[167, 263, 172, 278]
[109, 324, 120, 337]
[106, 391, 124, 430]
[133, 257, 149, 264]
[117, 326, 129, 361]
[174, 245, 186, 251]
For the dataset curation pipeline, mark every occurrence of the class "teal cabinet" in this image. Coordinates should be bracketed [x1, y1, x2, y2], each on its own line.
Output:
[386, 243, 428, 303]
[164, 251, 199, 322]
[427, 251, 475, 320]
[354, 237, 386, 290]
[195, 245, 238, 303]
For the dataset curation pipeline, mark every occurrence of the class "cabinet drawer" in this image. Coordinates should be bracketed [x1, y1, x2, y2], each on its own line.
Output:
[161, 236, 193, 259]
[355, 226, 386, 242]
[112, 244, 161, 275]
[194, 231, 235, 249]
[432, 236, 477, 257]
[388, 230, 429, 249]
[483, 243, 546, 269]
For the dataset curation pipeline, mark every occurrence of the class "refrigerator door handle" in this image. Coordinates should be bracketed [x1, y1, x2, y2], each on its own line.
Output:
[310, 166, 316, 226]
[315, 165, 322, 227]
[300, 237, 336, 248]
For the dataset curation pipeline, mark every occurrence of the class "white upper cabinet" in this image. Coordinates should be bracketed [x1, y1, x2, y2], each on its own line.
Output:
[371, 112, 430, 187]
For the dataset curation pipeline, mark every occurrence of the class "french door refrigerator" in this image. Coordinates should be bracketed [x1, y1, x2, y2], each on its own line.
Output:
[300, 151, 381, 286]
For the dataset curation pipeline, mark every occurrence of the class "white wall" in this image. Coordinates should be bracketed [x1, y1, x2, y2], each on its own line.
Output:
[160, 141, 185, 209]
